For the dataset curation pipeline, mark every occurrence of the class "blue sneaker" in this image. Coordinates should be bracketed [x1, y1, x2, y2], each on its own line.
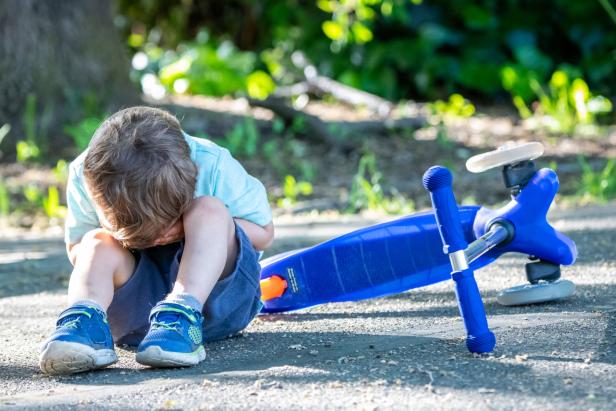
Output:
[136, 302, 206, 367]
[39, 304, 117, 375]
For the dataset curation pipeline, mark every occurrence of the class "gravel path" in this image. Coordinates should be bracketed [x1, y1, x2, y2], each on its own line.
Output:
[0, 203, 615, 410]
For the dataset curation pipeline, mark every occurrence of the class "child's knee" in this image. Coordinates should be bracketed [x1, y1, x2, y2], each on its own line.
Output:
[80, 229, 123, 252]
[75, 229, 135, 287]
[185, 196, 232, 225]
[79, 229, 132, 267]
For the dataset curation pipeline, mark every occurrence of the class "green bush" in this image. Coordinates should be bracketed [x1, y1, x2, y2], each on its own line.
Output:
[133, 30, 275, 99]
[503, 67, 613, 133]
[118, 0, 616, 105]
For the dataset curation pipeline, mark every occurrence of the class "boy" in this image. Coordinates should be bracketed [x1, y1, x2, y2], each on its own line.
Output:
[39, 106, 274, 374]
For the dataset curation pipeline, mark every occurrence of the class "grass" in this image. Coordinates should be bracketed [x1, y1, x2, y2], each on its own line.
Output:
[347, 153, 415, 215]
[576, 157, 616, 203]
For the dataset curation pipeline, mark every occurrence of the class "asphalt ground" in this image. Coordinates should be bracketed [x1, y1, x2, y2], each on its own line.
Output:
[0, 203, 615, 410]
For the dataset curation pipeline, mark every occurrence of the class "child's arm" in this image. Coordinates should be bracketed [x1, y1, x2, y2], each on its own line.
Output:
[234, 219, 274, 251]
[209, 147, 274, 250]
[66, 242, 79, 266]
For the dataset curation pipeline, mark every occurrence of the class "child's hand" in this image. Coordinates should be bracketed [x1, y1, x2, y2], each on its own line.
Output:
[152, 218, 184, 246]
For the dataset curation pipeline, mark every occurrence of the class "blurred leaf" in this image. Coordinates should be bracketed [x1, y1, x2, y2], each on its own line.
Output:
[246, 71, 276, 99]
[322, 21, 345, 41]
[16, 140, 40, 163]
[43, 186, 67, 219]
[351, 22, 373, 43]
[23, 184, 42, 205]
[317, 0, 335, 13]
[587, 96, 613, 113]
[128, 33, 145, 48]
[550, 70, 569, 89]
[0, 180, 9, 216]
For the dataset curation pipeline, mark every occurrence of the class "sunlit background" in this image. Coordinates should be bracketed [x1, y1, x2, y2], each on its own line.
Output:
[0, 0, 615, 230]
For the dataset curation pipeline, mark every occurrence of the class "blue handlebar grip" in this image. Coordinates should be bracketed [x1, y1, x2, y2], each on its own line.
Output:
[423, 166, 496, 353]
[422, 166, 467, 254]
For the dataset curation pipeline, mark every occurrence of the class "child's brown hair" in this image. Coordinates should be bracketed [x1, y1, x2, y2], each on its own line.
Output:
[83, 106, 197, 249]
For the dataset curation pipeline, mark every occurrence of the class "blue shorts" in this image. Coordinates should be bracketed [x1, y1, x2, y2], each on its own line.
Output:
[106, 225, 263, 346]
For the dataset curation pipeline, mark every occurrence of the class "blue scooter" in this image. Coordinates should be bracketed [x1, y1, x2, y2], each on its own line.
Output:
[259, 142, 577, 353]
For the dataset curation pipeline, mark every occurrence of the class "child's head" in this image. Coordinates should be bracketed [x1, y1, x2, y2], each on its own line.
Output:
[84, 106, 197, 249]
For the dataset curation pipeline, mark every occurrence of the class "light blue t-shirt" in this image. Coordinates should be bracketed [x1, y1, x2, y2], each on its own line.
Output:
[64, 133, 272, 245]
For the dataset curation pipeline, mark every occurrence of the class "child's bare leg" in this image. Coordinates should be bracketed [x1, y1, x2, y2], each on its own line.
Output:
[170, 196, 237, 304]
[136, 196, 236, 367]
[67, 229, 136, 309]
[39, 229, 135, 375]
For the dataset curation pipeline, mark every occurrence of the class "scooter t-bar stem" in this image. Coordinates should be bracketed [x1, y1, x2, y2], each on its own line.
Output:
[423, 166, 496, 353]
[465, 224, 511, 264]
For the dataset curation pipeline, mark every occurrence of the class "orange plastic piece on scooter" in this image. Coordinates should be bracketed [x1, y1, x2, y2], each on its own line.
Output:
[260, 275, 288, 301]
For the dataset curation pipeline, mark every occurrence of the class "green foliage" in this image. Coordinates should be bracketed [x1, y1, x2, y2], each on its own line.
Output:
[118, 1, 616, 105]
[18, 184, 65, 219]
[577, 157, 616, 202]
[64, 116, 104, 151]
[598, 0, 616, 25]
[503, 68, 613, 134]
[348, 153, 414, 214]
[277, 175, 314, 208]
[16, 94, 42, 163]
[318, 0, 381, 46]
[429, 93, 475, 122]
[0, 158, 69, 223]
[0, 179, 9, 216]
[217, 118, 260, 157]
[21, 184, 43, 211]
[246, 71, 277, 99]
[16, 141, 41, 163]
[135, 30, 276, 99]
[42, 186, 67, 219]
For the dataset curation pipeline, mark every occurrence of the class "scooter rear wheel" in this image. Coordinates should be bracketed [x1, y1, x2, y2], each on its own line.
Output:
[496, 279, 575, 306]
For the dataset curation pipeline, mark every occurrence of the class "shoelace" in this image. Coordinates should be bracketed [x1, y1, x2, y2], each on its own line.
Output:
[60, 317, 81, 329]
[151, 319, 182, 332]
[57, 309, 93, 330]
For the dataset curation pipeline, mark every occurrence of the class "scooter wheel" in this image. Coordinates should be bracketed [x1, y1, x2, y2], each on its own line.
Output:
[496, 279, 575, 306]
[466, 142, 544, 173]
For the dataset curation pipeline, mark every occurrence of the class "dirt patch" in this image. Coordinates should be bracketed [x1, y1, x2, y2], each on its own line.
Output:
[1, 97, 614, 229]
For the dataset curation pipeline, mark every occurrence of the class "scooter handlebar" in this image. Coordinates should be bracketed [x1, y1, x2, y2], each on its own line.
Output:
[423, 165, 495, 353]
[422, 166, 467, 254]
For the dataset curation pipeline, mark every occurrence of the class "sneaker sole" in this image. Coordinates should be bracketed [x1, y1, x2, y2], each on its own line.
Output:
[39, 341, 118, 375]
[136, 345, 206, 368]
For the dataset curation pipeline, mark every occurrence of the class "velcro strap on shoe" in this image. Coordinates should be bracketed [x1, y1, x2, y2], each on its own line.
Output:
[56, 308, 94, 327]
[149, 303, 198, 324]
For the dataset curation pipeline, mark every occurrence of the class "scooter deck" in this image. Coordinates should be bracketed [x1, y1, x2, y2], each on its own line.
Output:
[259, 206, 495, 313]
